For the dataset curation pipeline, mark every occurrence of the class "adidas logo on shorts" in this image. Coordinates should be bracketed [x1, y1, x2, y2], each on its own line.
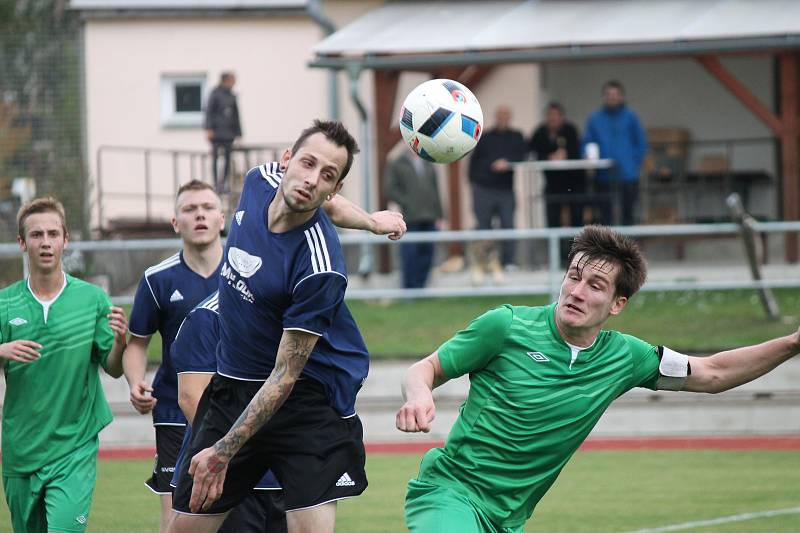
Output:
[335, 472, 356, 487]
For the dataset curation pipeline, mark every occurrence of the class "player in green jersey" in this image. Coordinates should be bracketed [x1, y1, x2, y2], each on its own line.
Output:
[397, 225, 800, 533]
[0, 197, 128, 533]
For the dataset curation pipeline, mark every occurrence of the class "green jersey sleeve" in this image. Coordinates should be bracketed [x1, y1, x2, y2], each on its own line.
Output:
[438, 305, 513, 379]
[92, 291, 114, 370]
[622, 333, 660, 390]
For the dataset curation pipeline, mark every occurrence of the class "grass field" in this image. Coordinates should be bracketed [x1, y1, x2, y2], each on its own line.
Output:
[1, 450, 799, 532]
[138, 288, 800, 363]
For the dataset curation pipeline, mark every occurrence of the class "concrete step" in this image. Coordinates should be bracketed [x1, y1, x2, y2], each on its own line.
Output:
[3, 360, 799, 447]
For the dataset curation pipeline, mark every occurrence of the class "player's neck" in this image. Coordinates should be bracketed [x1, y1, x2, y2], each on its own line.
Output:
[554, 315, 600, 348]
[267, 190, 315, 233]
[182, 241, 223, 277]
[28, 269, 66, 300]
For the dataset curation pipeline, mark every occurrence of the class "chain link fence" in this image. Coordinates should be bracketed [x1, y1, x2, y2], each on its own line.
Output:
[0, 0, 86, 246]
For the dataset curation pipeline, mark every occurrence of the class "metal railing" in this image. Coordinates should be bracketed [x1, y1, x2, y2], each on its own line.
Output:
[1, 222, 798, 304]
[95, 143, 286, 230]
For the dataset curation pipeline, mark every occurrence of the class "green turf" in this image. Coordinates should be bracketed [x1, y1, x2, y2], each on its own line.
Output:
[136, 288, 800, 364]
[2, 450, 799, 532]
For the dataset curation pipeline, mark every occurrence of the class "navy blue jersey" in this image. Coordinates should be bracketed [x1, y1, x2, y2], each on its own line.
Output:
[217, 162, 369, 417]
[171, 291, 220, 377]
[129, 251, 222, 425]
[171, 291, 280, 491]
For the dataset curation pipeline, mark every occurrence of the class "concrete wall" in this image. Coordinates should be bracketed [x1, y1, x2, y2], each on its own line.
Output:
[83, 3, 381, 227]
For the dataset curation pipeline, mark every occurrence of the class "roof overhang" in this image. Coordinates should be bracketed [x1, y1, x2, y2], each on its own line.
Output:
[69, 0, 309, 19]
[310, 0, 800, 71]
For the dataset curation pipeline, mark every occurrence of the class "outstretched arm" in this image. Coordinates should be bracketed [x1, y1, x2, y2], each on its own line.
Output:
[684, 327, 800, 393]
[396, 351, 449, 433]
[323, 194, 406, 240]
[187, 329, 318, 512]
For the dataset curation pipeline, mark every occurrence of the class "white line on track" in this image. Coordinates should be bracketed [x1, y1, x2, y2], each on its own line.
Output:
[621, 506, 800, 533]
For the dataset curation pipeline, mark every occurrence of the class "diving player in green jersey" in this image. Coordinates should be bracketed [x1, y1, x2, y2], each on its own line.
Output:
[397, 225, 800, 533]
[0, 197, 128, 533]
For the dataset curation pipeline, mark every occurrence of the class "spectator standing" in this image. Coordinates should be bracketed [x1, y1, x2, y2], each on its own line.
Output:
[584, 80, 648, 225]
[204, 72, 242, 192]
[385, 152, 443, 289]
[468, 105, 528, 269]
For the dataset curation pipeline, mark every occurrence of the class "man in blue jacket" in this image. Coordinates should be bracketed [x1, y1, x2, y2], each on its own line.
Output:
[584, 80, 648, 225]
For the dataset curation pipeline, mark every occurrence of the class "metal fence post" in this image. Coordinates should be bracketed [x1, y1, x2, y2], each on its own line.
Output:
[548, 231, 561, 302]
[144, 150, 152, 223]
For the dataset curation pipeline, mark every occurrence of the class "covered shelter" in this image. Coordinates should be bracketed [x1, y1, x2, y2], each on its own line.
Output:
[310, 0, 800, 261]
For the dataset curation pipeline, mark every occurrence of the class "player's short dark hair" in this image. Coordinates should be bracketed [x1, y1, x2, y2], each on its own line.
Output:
[17, 196, 67, 240]
[176, 179, 216, 199]
[567, 225, 646, 298]
[546, 101, 565, 114]
[291, 120, 360, 181]
[602, 80, 625, 95]
[220, 71, 235, 84]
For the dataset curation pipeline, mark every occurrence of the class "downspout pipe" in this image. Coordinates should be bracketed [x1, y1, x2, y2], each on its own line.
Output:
[348, 63, 373, 277]
[307, 0, 339, 119]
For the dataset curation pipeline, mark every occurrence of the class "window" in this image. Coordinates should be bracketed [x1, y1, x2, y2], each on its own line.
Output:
[160, 74, 207, 128]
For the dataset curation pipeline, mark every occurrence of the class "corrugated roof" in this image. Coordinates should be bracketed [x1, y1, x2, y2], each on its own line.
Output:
[70, 0, 307, 10]
[313, 0, 800, 61]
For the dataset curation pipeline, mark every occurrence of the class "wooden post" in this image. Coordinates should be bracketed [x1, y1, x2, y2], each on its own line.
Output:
[779, 52, 799, 262]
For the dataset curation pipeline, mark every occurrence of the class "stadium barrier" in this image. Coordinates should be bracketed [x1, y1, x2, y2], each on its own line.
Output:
[0, 221, 798, 304]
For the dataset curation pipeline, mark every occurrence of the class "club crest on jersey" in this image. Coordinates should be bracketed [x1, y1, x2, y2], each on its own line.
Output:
[228, 247, 262, 278]
[527, 351, 550, 363]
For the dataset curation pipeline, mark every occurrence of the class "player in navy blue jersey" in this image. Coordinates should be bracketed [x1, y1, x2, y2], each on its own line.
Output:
[171, 291, 287, 533]
[168, 120, 372, 533]
[126, 178, 405, 532]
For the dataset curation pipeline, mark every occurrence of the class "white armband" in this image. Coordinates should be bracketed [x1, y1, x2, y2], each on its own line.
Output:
[655, 346, 690, 391]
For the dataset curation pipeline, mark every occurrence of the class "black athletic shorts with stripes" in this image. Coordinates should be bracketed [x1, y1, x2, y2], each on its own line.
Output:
[145, 425, 186, 494]
[172, 374, 367, 515]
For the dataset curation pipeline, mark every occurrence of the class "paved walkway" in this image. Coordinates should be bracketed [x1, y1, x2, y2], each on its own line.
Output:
[53, 357, 800, 448]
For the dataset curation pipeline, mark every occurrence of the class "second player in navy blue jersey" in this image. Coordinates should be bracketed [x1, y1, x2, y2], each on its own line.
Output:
[171, 292, 287, 533]
[169, 121, 374, 533]
[124, 180, 226, 532]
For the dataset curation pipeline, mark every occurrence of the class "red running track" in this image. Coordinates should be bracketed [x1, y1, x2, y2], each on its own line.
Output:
[97, 435, 800, 460]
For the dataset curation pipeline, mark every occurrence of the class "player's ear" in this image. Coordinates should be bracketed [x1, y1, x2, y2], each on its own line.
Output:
[609, 295, 628, 316]
[280, 148, 292, 170]
[17, 234, 26, 252]
[328, 178, 345, 200]
[171, 216, 179, 234]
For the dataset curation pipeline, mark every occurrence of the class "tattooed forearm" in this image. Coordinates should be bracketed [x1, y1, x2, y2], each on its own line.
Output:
[212, 331, 318, 460]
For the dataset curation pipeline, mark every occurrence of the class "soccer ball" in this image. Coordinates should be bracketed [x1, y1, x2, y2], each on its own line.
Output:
[399, 79, 483, 164]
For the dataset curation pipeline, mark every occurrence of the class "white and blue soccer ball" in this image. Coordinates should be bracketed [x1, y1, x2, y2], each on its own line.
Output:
[399, 79, 483, 164]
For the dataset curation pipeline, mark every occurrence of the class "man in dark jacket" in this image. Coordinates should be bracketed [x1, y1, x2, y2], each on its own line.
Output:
[204, 72, 242, 192]
[530, 102, 585, 229]
[386, 152, 443, 289]
[468, 105, 528, 269]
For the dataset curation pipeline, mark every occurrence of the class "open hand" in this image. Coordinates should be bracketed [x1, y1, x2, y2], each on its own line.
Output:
[188, 446, 229, 512]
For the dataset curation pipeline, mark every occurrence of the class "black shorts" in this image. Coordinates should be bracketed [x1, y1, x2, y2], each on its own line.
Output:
[172, 375, 367, 515]
[219, 491, 287, 533]
[145, 425, 187, 494]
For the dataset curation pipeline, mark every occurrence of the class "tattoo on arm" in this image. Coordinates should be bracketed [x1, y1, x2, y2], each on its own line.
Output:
[212, 332, 317, 461]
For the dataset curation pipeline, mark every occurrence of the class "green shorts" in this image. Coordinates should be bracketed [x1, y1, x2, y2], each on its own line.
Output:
[405, 478, 522, 533]
[3, 436, 99, 533]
